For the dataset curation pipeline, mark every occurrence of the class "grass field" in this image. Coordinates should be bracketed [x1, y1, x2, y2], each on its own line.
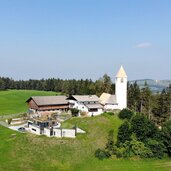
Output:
[0, 90, 58, 115]
[0, 113, 170, 171]
[0, 90, 170, 170]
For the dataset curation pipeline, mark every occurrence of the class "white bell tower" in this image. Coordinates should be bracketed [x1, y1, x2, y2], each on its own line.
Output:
[115, 66, 127, 110]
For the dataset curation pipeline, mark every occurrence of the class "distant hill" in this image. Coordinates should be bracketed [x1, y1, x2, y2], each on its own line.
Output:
[129, 79, 171, 93]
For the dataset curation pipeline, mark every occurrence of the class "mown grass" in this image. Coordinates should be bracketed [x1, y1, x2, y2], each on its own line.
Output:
[0, 113, 170, 171]
[0, 90, 58, 115]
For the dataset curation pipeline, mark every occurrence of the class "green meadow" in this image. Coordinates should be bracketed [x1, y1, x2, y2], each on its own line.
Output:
[0, 90, 171, 171]
[0, 113, 171, 171]
[0, 90, 58, 115]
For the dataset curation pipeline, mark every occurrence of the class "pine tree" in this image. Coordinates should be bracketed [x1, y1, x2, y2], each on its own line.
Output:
[127, 82, 141, 112]
[140, 82, 153, 119]
[166, 84, 171, 120]
[153, 89, 170, 125]
[102, 74, 112, 93]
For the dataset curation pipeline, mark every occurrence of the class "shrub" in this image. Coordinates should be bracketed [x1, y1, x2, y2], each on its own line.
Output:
[116, 121, 132, 146]
[7, 118, 12, 124]
[115, 141, 133, 158]
[95, 148, 110, 160]
[118, 108, 134, 120]
[105, 130, 115, 155]
[70, 108, 79, 117]
[115, 147, 126, 158]
[140, 147, 153, 158]
[130, 138, 153, 158]
[131, 114, 158, 142]
[80, 111, 87, 116]
[115, 138, 153, 158]
[161, 120, 171, 157]
[146, 139, 166, 158]
[22, 113, 28, 118]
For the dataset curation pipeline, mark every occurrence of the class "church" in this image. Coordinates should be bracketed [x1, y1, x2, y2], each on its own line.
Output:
[99, 66, 127, 111]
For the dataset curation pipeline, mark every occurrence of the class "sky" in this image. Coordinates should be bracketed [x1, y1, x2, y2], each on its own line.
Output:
[0, 0, 171, 81]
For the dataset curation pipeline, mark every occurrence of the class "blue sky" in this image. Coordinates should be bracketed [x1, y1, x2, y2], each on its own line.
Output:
[0, 0, 171, 81]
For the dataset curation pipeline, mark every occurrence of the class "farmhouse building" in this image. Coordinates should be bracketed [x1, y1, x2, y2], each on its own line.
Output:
[26, 96, 69, 112]
[67, 95, 103, 116]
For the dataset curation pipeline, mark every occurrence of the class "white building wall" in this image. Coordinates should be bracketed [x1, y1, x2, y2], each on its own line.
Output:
[44, 128, 76, 138]
[44, 128, 51, 137]
[61, 129, 76, 138]
[104, 104, 119, 110]
[115, 77, 127, 110]
[69, 100, 89, 113]
[87, 109, 103, 117]
[53, 129, 62, 137]
[41, 128, 76, 138]
[28, 125, 85, 138]
[76, 128, 86, 134]
[70, 100, 88, 112]
[29, 125, 41, 135]
[69, 100, 77, 108]
[69, 100, 103, 116]
[76, 102, 88, 112]
[79, 103, 88, 112]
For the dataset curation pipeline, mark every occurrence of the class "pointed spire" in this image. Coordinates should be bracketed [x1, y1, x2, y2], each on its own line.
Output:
[116, 66, 127, 78]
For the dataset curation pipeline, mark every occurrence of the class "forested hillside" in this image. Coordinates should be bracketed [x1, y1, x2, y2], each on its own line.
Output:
[130, 79, 171, 93]
[0, 75, 114, 96]
[128, 82, 171, 126]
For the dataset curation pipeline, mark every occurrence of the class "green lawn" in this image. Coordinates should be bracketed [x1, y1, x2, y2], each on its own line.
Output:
[0, 113, 170, 171]
[0, 90, 58, 115]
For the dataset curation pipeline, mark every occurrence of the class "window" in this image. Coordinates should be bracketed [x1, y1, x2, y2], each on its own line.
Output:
[32, 128, 36, 132]
[121, 78, 124, 83]
[89, 108, 98, 112]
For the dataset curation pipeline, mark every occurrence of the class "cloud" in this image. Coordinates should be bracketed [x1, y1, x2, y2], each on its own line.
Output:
[135, 42, 152, 48]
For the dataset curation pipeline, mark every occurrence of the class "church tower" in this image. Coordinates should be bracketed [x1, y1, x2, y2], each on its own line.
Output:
[115, 66, 127, 110]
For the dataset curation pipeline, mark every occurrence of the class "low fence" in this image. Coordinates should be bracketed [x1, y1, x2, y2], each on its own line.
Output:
[28, 125, 86, 138]
[43, 127, 76, 138]
[10, 118, 27, 125]
[60, 129, 76, 138]
[0, 113, 25, 119]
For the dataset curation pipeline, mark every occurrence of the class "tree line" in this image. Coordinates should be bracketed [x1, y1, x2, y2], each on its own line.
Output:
[0, 74, 114, 96]
[128, 82, 171, 126]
